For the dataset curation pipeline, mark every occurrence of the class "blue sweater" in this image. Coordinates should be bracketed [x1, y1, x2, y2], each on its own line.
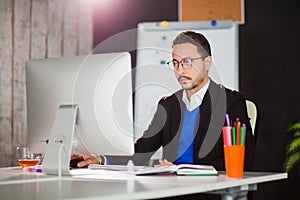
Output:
[174, 106, 200, 164]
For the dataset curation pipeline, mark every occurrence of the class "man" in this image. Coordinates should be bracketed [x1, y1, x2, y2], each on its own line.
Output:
[73, 31, 255, 170]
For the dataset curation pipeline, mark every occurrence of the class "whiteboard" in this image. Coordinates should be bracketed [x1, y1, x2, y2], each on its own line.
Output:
[134, 20, 238, 139]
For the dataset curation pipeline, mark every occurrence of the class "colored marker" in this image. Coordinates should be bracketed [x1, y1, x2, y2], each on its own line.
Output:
[222, 126, 232, 146]
[240, 127, 244, 145]
[225, 114, 230, 126]
[236, 121, 241, 145]
[232, 127, 236, 145]
[243, 123, 246, 145]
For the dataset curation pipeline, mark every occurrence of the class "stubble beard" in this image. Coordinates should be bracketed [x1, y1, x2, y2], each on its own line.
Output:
[179, 75, 205, 91]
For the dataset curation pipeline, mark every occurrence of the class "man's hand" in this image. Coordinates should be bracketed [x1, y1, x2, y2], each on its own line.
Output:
[71, 154, 101, 168]
[154, 159, 175, 167]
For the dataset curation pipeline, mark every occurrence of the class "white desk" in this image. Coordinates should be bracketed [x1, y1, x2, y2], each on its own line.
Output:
[0, 167, 287, 200]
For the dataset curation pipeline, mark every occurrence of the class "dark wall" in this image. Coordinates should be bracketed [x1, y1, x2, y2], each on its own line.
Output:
[93, 0, 300, 199]
[240, 0, 300, 199]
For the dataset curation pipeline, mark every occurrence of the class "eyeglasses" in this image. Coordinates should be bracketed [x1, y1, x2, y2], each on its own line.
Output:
[167, 57, 206, 70]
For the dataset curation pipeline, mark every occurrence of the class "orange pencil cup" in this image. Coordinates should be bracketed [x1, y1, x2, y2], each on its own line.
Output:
[224, 145, 245, 178]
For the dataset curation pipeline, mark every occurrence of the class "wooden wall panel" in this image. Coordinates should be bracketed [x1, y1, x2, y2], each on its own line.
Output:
[78, 1, 93, 55]
[12, 0, 31, 167]
[31, 0, 47, 59]
[47, 0, 63, 58]
[0, 0, 13, 167]
[63, 0, 79, 56]
[0, 0, 93, 167]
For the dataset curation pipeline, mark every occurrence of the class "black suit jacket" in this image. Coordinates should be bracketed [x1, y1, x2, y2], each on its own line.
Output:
[134, 80, 255, 170]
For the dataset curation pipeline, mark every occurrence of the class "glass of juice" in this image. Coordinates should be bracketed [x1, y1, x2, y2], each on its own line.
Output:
[16, 146, 40, 168]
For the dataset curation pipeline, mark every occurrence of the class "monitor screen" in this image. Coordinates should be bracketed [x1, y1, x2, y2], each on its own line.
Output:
[25, 52, 134, 157]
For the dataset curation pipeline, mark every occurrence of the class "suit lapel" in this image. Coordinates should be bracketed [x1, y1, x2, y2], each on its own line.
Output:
[196, 81, 227, 160]
[162, 91, 184, 162]
[170, 91, 185, 161]
[194, 91, 211, 154]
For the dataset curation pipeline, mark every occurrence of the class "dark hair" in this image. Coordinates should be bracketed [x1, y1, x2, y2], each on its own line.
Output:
[172, 31, 211, 57]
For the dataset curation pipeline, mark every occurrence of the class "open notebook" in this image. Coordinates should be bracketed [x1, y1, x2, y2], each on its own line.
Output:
[135, 164, 218, 176]
[89, 164, 218, 176]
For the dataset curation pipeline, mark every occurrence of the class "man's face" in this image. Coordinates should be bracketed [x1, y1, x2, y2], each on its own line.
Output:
[171, 43, 211, 92]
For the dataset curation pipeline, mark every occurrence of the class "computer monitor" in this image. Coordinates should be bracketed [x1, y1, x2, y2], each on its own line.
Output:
[25, 52, 134, 175]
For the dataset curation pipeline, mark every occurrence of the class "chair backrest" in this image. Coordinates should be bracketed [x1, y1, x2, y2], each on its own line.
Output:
[246, 100, 258, 135]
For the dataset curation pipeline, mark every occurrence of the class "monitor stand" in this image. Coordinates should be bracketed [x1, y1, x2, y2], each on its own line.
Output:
[42, 104, 78, 176]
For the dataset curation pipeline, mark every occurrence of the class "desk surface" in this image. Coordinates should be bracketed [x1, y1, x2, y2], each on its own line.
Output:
[0, 167, 287, 200]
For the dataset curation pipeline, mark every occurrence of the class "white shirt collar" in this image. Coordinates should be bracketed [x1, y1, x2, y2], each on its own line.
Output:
[182, 79, 210, 111]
